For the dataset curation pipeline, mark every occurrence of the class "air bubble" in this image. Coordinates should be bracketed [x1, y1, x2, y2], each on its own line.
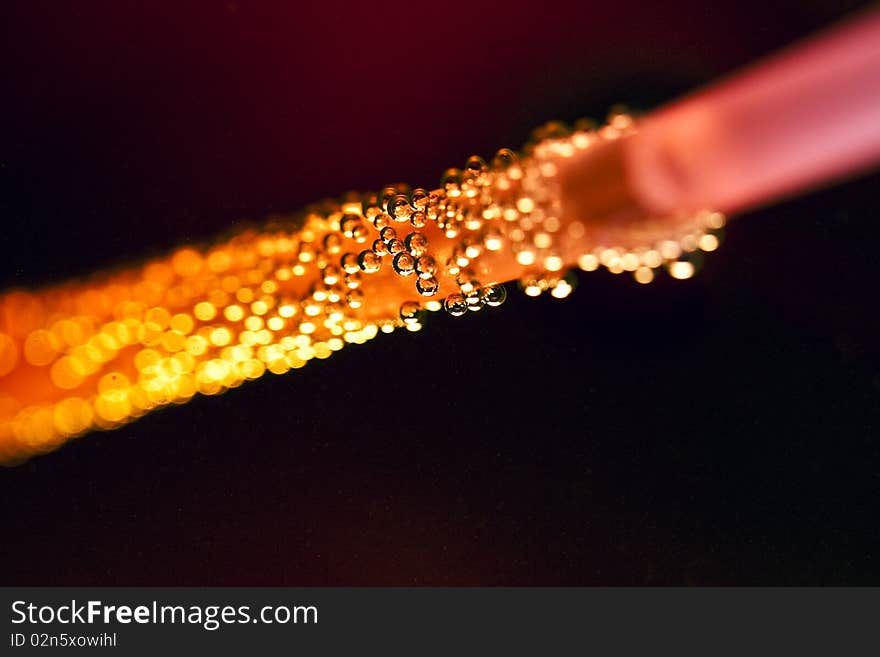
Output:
[484, 229, 503, 251]
[392, 252, 416, 276]
[465, 290, 483, 312]
[340, 214, 361, 238]
[492, 148, 518, 170]
[634, 267, 654, 284]
[668, 253, 702, 279]
[311, 284, 329, 302]
[463, 211, 483, 230]
[357, 250, 382, 273]
[411, 188, 430, 211]
[298, 243, 316, 263]
[520, 276, 543, 297]
[426, 192, 441, 219]
[463, 236, 482, 259]
[481, 284, 507, 307]
[416, 276, 439, 297]
[361, 194, 379, 218]
[372, 239, 389, 257]
[458, 277, 479, 295]
[452, 246, 470, 268]
[372, 213, 392, 230]
[387, 238, 405, 255]
[415, 255, 436, 278]
[443, 294, 468, 317]
[399, 301, 422, 324]
[323, 233, 342, 254]
[322, 265, 342, 285]
[441, 168, 462, 195]
[352, 224, 370, 243]
[404, 232, 428, 257]
[378, 186, 398, 213]
[464, 155, 488, 179]
[410, 211, 427, 228]
[550, 273, 577, 299]
[379, 226, 397, 244]
[340, 253, 360, 274]
[680, 234, 699, 252]
[389, 194, 412, 222]
[578, 253, 599, 271]
[658, 240, 681, 260]
[699, 232, 721, 252]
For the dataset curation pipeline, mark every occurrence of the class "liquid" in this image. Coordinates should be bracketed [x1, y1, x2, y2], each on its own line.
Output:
[0, 115, 724, 464]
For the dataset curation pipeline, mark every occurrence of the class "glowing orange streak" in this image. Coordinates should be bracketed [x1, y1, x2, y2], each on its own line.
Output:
[1, 118, 722, 464]
[3, 10, 879, 463]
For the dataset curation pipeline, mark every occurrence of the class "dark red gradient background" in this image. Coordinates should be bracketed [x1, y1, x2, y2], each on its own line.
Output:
[1, 1, 879, 585]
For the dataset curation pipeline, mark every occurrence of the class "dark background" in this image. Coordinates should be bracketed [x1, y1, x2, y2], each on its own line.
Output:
[2, 0, 878, 584]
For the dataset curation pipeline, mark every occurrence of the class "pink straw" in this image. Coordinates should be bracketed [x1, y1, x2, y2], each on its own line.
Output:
[623, 9, 880, 217]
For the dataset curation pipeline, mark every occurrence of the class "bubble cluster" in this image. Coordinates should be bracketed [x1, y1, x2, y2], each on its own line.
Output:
[416, 113, 726, 310]
[0, 110, 725, 463]
[0, 206, 413, 463]
[568, 212, 725, 286]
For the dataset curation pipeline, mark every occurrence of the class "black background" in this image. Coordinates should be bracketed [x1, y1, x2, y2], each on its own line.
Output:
[2, 0, 878, 584]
